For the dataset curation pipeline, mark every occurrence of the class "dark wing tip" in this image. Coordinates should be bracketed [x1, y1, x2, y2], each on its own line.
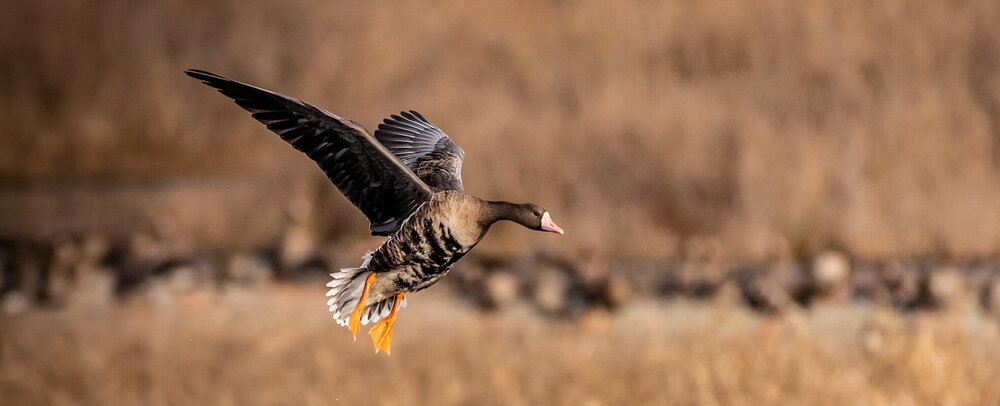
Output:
[399, 110, 431, 124]
[184, 69, 238, 92]
[184, 68, 222, 81]
[408, 110, 429, 122]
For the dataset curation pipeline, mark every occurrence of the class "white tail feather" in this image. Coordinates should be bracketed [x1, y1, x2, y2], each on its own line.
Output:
[326, 267, 371, 326]
[325, 258, 403, 328]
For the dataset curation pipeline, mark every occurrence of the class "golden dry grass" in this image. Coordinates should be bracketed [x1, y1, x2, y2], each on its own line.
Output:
[2, 286, 1000, 405]
[3, 0, 1000, 260]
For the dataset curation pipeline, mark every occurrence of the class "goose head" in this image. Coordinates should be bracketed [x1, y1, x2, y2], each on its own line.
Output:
[510, 203, 564, 235]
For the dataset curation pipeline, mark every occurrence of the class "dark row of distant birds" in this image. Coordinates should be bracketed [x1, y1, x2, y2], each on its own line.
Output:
[3, 238, 1000, 316]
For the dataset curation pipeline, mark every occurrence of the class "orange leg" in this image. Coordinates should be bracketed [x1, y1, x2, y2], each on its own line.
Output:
[368, 293, 404, 355]
[348, 272, 377, 340]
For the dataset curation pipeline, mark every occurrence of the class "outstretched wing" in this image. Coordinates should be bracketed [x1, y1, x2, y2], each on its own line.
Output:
[374, 111, 465, 192]
[185, 69, 433, 236]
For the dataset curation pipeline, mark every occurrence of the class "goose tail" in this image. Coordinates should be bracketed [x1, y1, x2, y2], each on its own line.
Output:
[325, 253, 406, 329]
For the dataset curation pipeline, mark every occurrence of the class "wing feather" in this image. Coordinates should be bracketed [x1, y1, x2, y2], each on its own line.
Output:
[185, 69, 433, 236]
[374, 111, 465, 192]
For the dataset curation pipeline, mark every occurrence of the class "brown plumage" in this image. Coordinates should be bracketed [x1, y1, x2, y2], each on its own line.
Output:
[185, 69, 564, 354]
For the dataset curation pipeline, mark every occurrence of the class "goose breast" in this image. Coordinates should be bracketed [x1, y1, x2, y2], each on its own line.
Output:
[366, 192, 485, 291]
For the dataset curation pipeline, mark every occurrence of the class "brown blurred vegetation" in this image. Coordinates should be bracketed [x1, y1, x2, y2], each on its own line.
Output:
[3, 0, 1000, 261]
[4, 288, 1000, 405]
[4, 1, 1000, 404]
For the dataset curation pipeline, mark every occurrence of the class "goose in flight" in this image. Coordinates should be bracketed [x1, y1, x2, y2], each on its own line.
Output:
[185, 69, 564, 354]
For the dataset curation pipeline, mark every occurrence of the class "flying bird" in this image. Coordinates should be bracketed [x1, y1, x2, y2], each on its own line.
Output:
[185, 69, 564, 354]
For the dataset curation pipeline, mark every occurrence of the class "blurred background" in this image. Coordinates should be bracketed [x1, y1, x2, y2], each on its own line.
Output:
[3, 0, 1000, 404]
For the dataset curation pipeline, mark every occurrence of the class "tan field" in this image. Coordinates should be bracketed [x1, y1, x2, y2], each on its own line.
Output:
[3, 286, 1000, 406]
[3, 0, 1000, 405]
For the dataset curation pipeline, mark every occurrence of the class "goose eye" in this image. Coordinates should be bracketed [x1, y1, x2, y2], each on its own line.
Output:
[533, 211, 540, 216]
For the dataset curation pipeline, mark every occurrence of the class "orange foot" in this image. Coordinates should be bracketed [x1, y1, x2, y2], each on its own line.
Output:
[348, 272, 377, 340]
[368, 293, 404, 355]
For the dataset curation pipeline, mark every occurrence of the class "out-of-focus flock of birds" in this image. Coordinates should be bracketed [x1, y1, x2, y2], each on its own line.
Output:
[4, 231, 1000, 319]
